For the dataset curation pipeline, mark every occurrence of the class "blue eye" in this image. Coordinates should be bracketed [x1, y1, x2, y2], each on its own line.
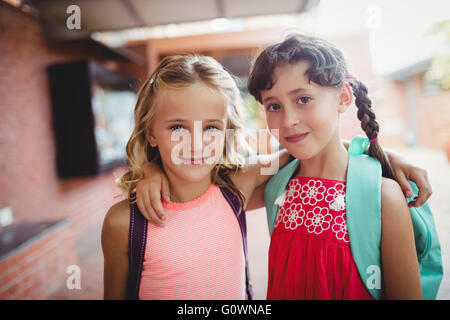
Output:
[267, 103, 281, 112]
[169, 125, 184, 131]
[297, 96, 312, 104]
[205, 125, 219, 131]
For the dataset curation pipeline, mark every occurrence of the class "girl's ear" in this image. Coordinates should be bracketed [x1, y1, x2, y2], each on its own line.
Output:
[146, 130, 158, 147]
[338, 82, 353, 113]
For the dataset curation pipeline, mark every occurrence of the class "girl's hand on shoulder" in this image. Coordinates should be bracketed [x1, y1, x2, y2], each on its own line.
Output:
[136, 162, 171, 226]
[387, 152, 432, 207]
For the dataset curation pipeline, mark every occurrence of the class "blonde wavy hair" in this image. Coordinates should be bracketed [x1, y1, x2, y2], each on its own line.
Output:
[116, 55, 251, 213]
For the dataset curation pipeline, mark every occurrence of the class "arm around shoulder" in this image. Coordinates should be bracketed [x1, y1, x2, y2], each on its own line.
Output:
[230, 149, 291, 210]
[101, 200, 130, 300]
[380, 178, 422, 299]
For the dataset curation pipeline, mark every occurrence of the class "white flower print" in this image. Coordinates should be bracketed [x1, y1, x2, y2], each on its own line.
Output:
[325, 183, 346, 211]
[332, 213, 349, 242]
[300, 179, 326, 206]
[274, 191, 286, 207]
[282, 203, 305, 230]
[304, 206, 333, 235]
[289, 178, 301, 189]
[330, 194, 346, 211]
[285, 180, 301, 203]
[274, 206, 285, 228]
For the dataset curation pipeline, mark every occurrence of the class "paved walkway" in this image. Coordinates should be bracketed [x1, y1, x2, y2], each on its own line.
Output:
[48, 147, 450, 300]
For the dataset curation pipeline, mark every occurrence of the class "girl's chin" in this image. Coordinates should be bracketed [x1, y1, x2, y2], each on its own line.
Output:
[166, 161, 217, 181]
[287, 148, 316, 161]
[176, 172, 213, 184]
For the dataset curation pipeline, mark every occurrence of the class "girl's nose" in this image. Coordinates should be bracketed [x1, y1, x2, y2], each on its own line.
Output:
[283, 107, 300, 128]
[191, 125, 204, 156]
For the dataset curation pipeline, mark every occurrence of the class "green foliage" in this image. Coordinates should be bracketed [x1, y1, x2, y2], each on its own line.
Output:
[425, 20, 450, 90]
[242, 92, 261, 121]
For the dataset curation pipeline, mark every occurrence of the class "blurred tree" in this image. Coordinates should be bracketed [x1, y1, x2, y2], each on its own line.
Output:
[425, 20, 450, 90]
[242, 92, 261, 121]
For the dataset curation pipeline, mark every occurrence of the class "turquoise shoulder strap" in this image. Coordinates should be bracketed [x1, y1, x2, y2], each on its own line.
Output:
[406, 182, 443, 299]
[346, 137, 385, 300]
[264, 158, 300, 235]
[264, 136, 443, 299]
[347, 137, 444, 299]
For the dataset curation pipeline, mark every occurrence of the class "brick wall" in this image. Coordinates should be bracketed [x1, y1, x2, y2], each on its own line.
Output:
[375, 74, 450, 150]
[0, 2, 134, 299]
[0, 221, 77, 300]
[415, 75, 450, 149]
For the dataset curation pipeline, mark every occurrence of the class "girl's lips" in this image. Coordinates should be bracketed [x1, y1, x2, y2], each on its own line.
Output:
[179, 157, 208, 165]
[285, 132, 309, 143]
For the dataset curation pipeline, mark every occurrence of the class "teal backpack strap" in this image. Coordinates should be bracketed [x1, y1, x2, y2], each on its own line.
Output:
[264, 158, 300, 235]
[346, 136, 443, 300]
[407, 181, 443, 299]
[346, 136, 385, 300]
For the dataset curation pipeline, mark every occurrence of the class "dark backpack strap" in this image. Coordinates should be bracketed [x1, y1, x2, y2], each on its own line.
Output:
[125, 192, 148, 300]
[218, 171, 254, 300]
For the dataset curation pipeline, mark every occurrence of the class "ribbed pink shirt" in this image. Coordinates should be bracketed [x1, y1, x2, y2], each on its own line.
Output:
[138, 183, 246, 300]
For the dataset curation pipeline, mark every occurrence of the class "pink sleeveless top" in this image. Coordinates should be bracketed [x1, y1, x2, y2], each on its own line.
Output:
[138, 183, 246, 300]
[267, 176, 373, 300]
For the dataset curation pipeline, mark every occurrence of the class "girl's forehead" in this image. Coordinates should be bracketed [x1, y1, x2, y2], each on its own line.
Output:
[261, 61, 318, 99]
[271, 61, 311, 87]
[155, 83, 228, 121]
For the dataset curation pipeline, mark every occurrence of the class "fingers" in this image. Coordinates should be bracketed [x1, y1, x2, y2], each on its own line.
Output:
[150, 190, 166, 226]
[395, 170, 413, 199]
[408, 169, 432, 208]
[161, 175, 171, 203]
[136, 181, 165, 226]
[136, 188, 155, 222]
[135, 181, 149, 217]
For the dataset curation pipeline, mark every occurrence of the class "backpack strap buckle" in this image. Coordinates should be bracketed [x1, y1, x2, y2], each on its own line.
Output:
[348, 136, 370, 155]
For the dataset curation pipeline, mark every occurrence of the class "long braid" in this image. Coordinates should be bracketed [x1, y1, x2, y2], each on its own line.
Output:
[350, 78, 396, 179]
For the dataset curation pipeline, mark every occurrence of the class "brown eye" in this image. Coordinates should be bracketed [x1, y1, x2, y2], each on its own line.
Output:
[267, 103, 281, 112]
[297, 97, 312, 105]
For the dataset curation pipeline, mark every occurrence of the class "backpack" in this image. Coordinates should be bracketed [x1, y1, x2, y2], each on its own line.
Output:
[264, 136, 443, 300]
[125, 171, 254, 300]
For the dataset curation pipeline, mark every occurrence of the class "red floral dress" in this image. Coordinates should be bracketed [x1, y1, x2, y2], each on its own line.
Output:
[267, 176, 373, 300]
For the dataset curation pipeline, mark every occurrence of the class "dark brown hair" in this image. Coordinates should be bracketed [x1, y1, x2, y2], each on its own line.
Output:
[248, 34, 396, 179]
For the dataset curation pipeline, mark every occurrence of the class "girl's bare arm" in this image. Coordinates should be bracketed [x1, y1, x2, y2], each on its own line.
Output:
[136, 141, 433, 220]
[134, 149, 292, 224]
[228, 148, 291, 208]
[380, 177, 422, 299]
[101, 200, 130, 299]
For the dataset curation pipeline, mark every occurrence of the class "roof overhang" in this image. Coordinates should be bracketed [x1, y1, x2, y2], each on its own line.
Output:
[22, 0, 318, 40]
[386, 58, 432, 81]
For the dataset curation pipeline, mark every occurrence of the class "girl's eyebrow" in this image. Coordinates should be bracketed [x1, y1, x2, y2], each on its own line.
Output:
[288, 88, 309, 96]
[262, 88, 309, 104]
[165, 119, 187, 123]
[165, 119, 224, 123]
[205, 119, 225, 124]
[262, 96, 276, 104]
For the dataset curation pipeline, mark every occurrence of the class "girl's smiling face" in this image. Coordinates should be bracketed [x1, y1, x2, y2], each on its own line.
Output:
[147, 82, 228, 183]
[260, 60, 351, 160]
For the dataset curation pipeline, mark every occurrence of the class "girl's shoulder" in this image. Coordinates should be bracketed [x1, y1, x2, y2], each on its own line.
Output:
[381, 177, 403, 201]
[102, 199, 130, 249]
[380, 177, 410, 222]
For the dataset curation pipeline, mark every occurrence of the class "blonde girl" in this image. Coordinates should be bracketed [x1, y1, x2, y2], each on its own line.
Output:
[101, 55, 290, 300]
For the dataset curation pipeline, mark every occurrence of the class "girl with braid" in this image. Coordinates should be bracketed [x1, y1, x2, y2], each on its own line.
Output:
[246, 34, 422, 299]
